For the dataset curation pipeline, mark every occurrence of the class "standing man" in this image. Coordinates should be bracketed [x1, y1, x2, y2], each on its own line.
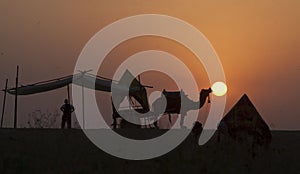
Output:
[60, 99, 75, 129]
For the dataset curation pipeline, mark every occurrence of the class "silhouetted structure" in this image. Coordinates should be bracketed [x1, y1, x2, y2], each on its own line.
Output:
[111, 70, 150, 129]
[3, 70, 150, 129]
[218, 94, 272, 146]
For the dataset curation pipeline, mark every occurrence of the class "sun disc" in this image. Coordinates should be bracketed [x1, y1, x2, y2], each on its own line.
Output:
[211, 81, 227, 96]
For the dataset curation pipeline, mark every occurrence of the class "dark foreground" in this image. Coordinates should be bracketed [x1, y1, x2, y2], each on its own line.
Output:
[0, 129, 299, 174]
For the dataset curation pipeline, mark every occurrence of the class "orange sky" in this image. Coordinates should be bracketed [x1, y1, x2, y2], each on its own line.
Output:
[0, 0, 299, 129]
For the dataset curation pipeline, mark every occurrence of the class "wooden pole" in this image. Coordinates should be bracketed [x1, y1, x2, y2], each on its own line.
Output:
[1, 79, 8, 128]
[67, 84, 71, 128]
[82, 85, 85, 129]
[14, 65, 19, 128]
[67, 84, 70, 102]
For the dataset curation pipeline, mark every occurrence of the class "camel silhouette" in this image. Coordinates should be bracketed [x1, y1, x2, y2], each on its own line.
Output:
[152, 88, 212, 128]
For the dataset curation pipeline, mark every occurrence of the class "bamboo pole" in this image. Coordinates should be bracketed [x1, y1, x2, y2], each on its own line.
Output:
[67, 84, 72, 128]
[14, 65, 19, 128]
[67, 84, 70, 102]
[82, 85, 85, 129]
[1, 79, 8, 128]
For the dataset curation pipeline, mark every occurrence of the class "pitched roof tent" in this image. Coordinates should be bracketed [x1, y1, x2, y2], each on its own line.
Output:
[218, 94, 272, 145]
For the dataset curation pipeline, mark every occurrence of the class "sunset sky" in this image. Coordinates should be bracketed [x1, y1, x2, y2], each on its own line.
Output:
[0, 0, 299, 129]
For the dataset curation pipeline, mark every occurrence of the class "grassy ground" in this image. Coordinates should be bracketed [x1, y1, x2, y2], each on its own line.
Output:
[0, 129, 299, 174]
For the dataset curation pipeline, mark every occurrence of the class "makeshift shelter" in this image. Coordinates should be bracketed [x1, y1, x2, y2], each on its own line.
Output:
[218, 94, 272, 145]
[2, 69, 150, 128]
[6, 70, 149, 108]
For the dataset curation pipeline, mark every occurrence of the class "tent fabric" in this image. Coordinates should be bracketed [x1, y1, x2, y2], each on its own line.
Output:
[218, 94, 272, 145]
[111, 70, 150, 112]
[127, 71, 150, 112]
[7, 74, 79, 95]
[5, 71, 150, 111]
[6, 73, 113, 95]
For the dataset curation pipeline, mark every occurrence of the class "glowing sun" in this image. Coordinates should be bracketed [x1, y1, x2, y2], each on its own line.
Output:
[211, 81, 227, 96]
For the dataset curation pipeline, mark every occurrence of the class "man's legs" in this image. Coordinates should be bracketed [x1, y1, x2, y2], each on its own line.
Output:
[61, 116, 66, 129]
[67, 115, 71, 129]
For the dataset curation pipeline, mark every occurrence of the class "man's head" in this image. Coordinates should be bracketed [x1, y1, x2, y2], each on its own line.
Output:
[64, 99, 69, 104]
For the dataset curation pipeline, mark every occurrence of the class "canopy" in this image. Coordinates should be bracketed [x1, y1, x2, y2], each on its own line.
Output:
[4, 70, 150, 111]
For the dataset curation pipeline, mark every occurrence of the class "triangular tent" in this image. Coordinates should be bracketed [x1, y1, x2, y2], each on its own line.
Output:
[110, 70, 150, 113]
[118, 70, 149, 112]
[218, 94, 272, 145]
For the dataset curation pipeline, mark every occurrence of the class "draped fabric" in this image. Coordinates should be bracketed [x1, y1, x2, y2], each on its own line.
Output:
[6, 73, 112, 95]
[119, 70, 150, 112]
[5, 70, 150, 111]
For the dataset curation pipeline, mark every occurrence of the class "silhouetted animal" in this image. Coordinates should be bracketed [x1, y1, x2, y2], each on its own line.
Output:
[152, 88, 212, 128]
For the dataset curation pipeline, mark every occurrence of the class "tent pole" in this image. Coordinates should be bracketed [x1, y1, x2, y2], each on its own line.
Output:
[67, 84, 70, 102]
[82, 85, 85, 129]
[1, 79, 8, 128]
[67, 84, 71, 128]
[14, 65, 19, 129]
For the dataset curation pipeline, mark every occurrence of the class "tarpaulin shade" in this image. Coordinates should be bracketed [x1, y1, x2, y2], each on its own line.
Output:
[5, 70, 150, 111]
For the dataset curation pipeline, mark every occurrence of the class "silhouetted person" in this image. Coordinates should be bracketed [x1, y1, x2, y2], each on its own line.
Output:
[60, 99, 75, 129]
